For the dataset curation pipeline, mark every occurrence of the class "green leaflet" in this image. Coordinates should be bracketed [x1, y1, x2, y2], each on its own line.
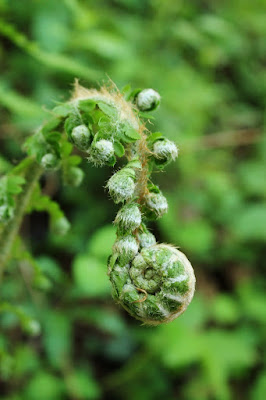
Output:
[121, 83, 132, 100]
[138, 111, 155, 120]
[42, 118, 62, 134]
[128, 88, 142, 100]
[29, 185, 70, 235]
[78, 99, 96, 113]
[97, 101, 117, 118]
[127, 159, 142, 169]
[0, 302, 40, 336]
[24, 132, 45, 160]
[52, 103, 74, 117]
[43, 131, 61, 145]
[124, 127, 141, 141]
[147, 132, 163, 144]
[0, 175, 26, 222]
[120, 132, 137, 143]
[64, 114, 82, 137]
[0, 175, 25, 196]
[113, 140, 125, 157]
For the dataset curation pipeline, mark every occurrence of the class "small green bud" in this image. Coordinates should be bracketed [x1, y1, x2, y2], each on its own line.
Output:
[153, 138, 178, 164]
[113, 235, 139, 264]
[65, 166, 84, 187]
[71, 124, 91, 150]
[51, 216, 71, 235]
[107, 168, 136, 204]
[137, 230, 156, 248]
[64, 114, 82, 137]
[136, 89, 161, 111]
[114, 203, 141, 232]
[40, 153, 60, 170]
[144, 191, 168, 219]
[88, 139, 115, 166]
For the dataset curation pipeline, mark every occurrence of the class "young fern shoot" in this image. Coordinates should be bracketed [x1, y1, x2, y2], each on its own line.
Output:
[0, 81, 195, 325]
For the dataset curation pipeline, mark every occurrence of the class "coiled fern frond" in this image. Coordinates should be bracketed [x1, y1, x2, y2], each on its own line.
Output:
[0, 81, 195, 324]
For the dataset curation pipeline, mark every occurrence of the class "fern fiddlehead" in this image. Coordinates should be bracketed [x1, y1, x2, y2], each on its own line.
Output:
[0, 81, 195, 324]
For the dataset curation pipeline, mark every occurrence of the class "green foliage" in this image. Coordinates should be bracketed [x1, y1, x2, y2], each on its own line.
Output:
[0, 0, 265, 399]
[0, 175, 25, 222]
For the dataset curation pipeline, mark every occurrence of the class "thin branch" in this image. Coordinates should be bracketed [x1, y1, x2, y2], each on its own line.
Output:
[0, 162, 43, 278]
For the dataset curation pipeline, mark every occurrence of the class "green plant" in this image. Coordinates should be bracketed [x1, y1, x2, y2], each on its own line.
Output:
[0, 81, 195, 325]
[1, 2, 265, 398]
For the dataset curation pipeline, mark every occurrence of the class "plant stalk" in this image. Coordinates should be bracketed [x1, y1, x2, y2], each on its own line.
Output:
[0, 161, 43, 278]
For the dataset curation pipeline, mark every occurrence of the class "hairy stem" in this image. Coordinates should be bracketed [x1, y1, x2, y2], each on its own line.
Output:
[0, 161, 43, 278]
[135, 132, 150, 203]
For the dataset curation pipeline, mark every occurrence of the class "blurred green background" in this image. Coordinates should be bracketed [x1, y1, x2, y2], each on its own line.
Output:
[0, 1, 266, 399]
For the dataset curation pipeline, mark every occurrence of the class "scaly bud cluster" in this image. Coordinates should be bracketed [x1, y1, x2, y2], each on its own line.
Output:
[143, 189, 168, 219]
[137, 225, 156, 249]
[64, 166, 84, 187]
[71, 124, 91, 151]
[88, 139, 115, 166]
[40, 153, 60, 170]
[136, 88, 161, 111]
[107, 168, 136, 203]
[114, 203, 142, 232]
[113, 235, 139, 264]
[153, 138, 178, 164]
[1, 81, 195, 326]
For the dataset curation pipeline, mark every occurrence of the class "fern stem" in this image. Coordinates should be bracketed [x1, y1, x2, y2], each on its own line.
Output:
[0, 161, 42, 278]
